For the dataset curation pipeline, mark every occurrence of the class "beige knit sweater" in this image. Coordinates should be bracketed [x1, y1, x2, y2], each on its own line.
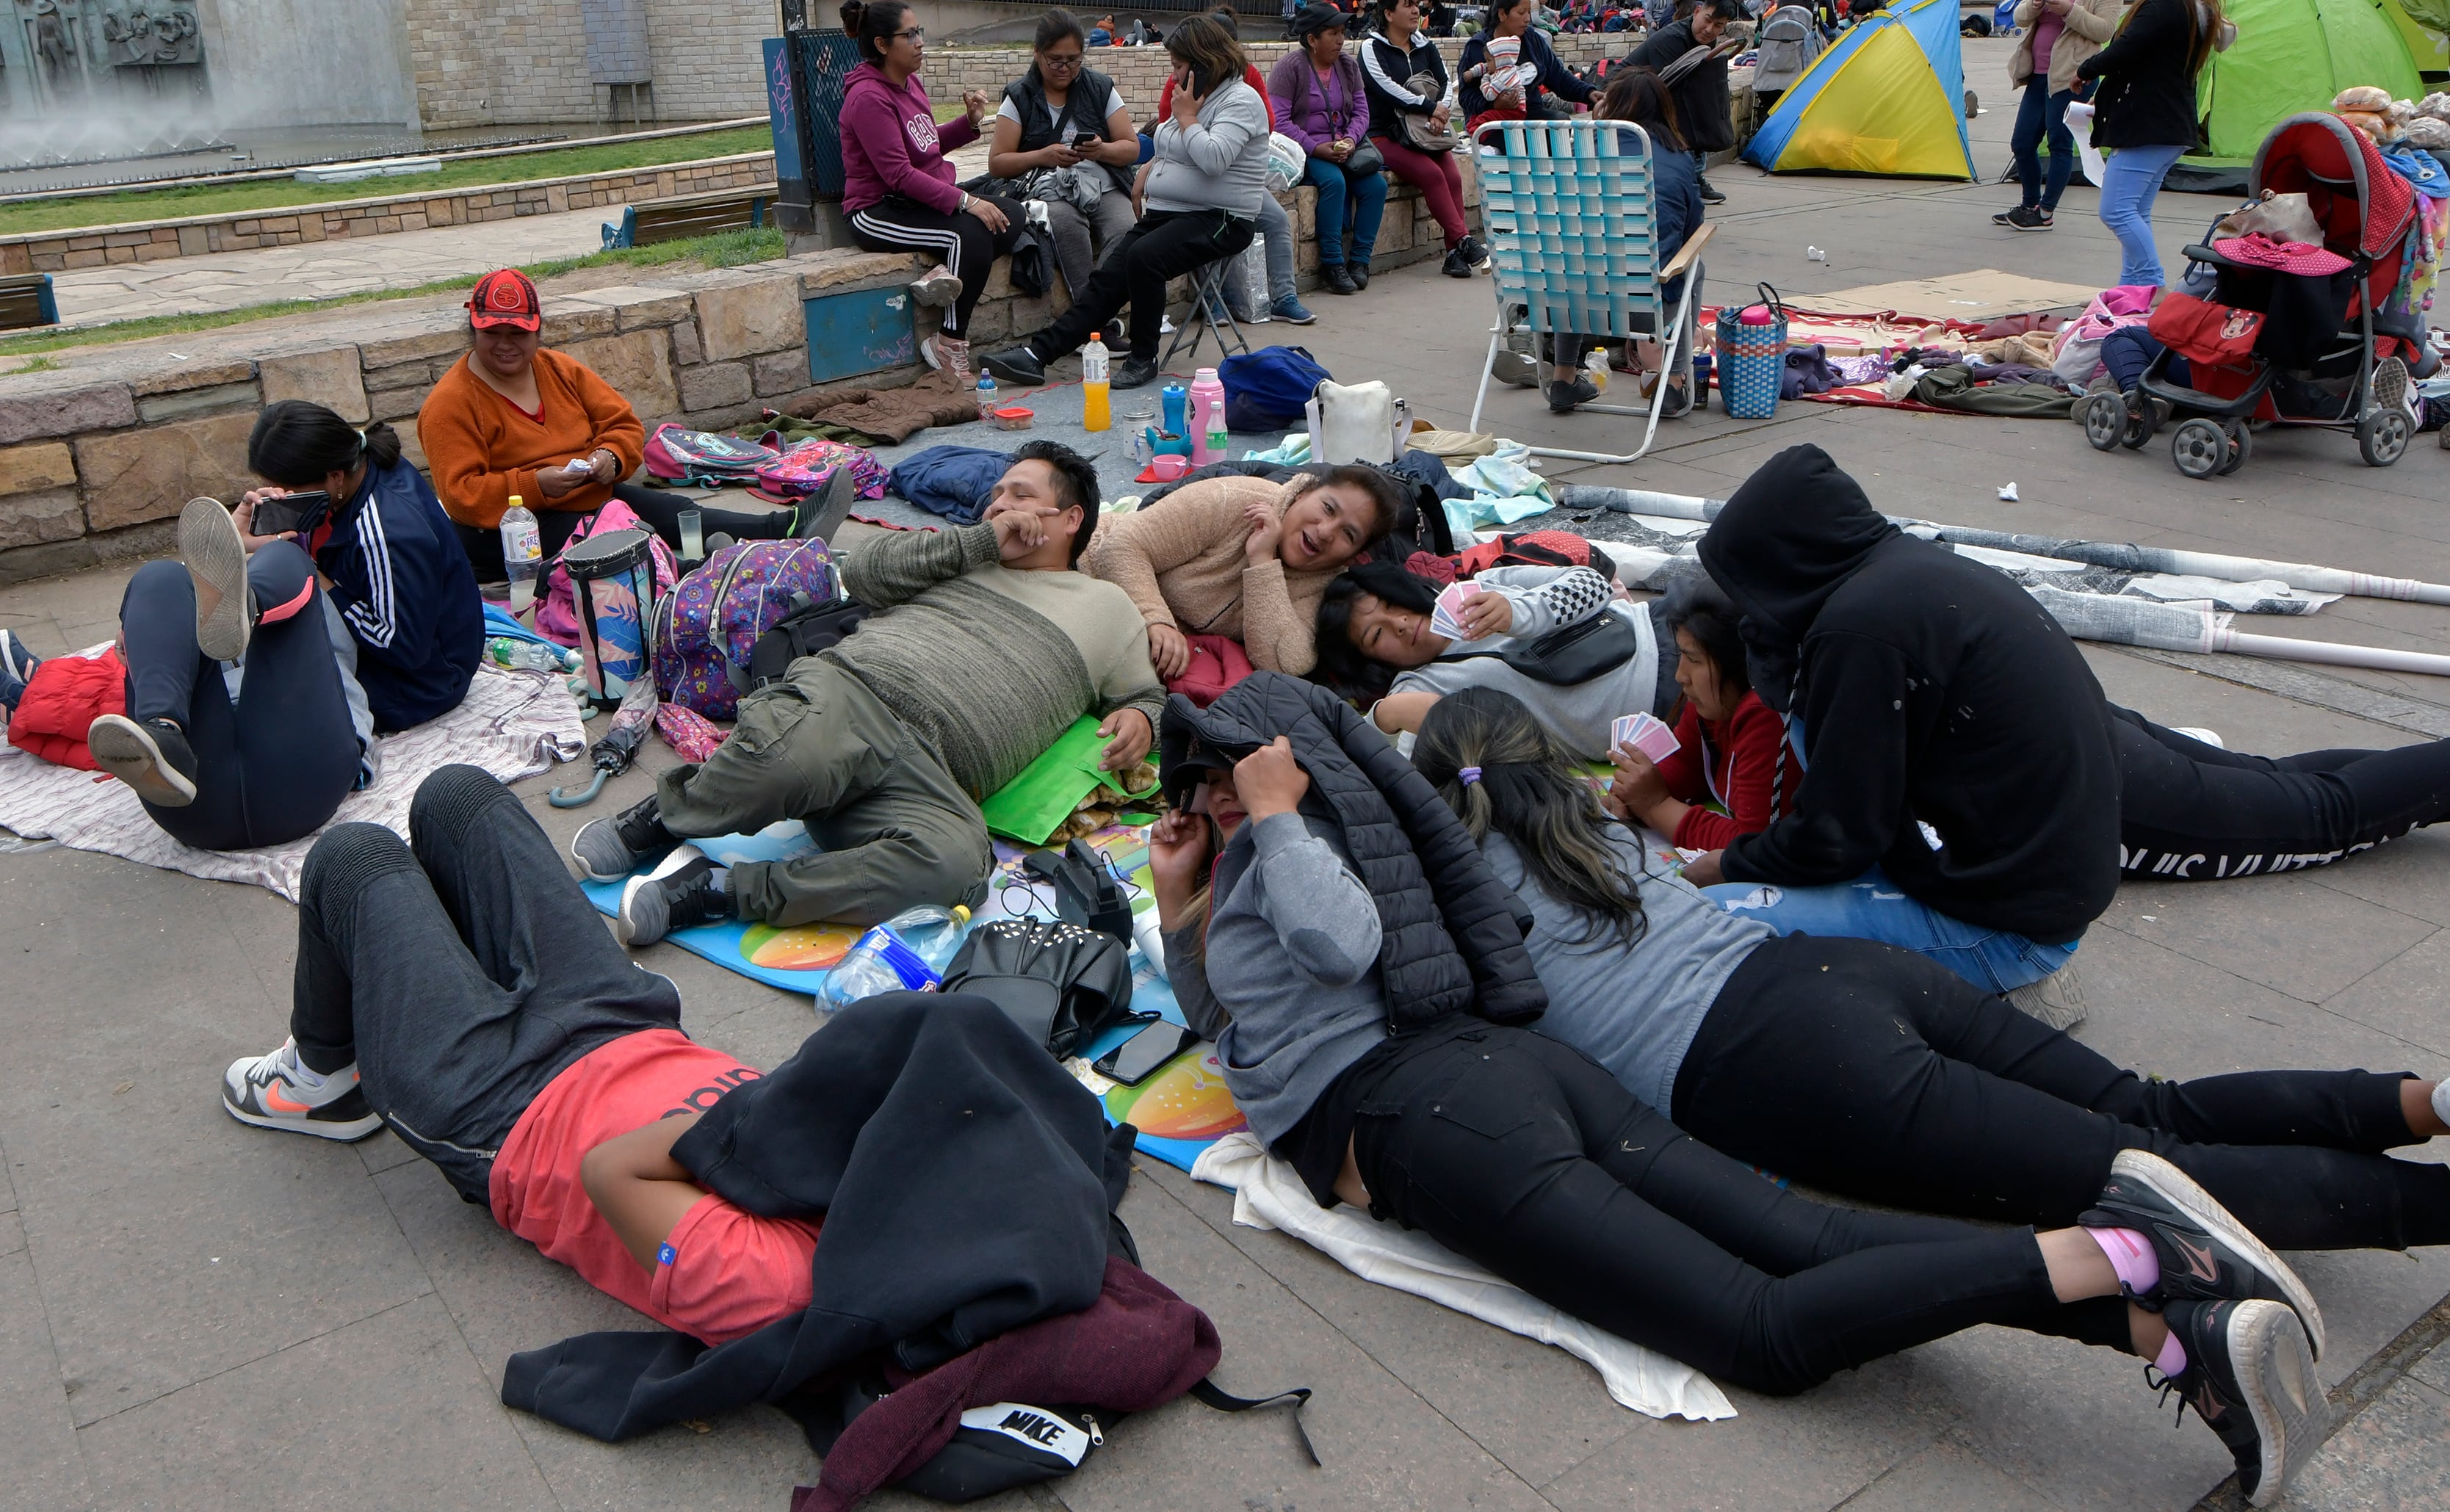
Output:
[1085, 474, 1338, 675]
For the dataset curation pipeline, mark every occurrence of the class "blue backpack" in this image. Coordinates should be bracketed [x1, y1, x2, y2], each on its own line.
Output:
[1220, 346, 1331, 432]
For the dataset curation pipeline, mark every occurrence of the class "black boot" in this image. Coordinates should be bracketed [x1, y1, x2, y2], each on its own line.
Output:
[1349, 261, 1371, 291]
[1323, 263, 1358, 296]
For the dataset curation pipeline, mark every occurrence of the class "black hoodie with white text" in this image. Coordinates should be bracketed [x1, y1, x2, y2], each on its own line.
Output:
[1695, 445, 2120, 944]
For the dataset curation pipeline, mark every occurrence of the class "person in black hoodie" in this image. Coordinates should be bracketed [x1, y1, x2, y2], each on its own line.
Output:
[1684, 444, 2120, 1007]
[1151, 676, 2331, 1503]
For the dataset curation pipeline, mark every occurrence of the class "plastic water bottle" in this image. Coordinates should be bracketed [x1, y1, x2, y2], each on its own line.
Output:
[816, 905, 972, 1010]
[486, 635, 577, 673]
[975, 372, 998, 425]
[499, 496, 542, 615]
[1188, 366, 1226, 466]
[1080, 336, 1111, 432]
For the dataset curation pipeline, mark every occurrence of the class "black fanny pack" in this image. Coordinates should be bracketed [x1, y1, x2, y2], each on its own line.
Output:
[1446, 609, 1640, 685]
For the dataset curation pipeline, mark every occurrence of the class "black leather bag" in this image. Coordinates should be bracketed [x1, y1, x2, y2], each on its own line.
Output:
[939, 917, 1141, 1060]
[1446, 609, 1641, 685]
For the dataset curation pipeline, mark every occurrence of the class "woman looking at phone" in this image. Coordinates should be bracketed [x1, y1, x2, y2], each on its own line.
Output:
[87, 402, 483, 850]
[987, 9, 1143, 300]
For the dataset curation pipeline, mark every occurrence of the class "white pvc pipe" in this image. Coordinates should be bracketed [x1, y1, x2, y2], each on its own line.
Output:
[2219, 631, 2450, 678]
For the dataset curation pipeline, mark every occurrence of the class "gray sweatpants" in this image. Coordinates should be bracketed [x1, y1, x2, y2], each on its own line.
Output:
[1047, 191, 1141, 302]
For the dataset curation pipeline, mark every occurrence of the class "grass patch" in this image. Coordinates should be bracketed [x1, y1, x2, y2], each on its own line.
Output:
[0, 126, 777, 237]
[0, 225, 787, 358]
[8, 355, 60, 373]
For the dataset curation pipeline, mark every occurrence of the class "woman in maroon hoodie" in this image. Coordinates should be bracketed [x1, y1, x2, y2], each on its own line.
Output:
[838, 0, 1024, 388]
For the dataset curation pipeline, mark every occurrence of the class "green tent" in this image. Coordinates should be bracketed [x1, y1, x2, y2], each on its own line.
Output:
[2391, 0, 2449, 75]
[2189, 0, 2426, 169]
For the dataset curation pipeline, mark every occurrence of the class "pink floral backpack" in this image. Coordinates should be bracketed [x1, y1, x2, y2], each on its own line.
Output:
[649, 538, 841, 719]
[751, 437, 889, 501]
[533, 499, 679, 648]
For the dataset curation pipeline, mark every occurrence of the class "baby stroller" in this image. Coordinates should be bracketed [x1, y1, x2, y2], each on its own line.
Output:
[2080, 113, 2427, 477]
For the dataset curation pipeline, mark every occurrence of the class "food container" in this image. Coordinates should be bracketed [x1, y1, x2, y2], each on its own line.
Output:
[991, 406, 1035, 431]
[1149, 454, 1189, 482]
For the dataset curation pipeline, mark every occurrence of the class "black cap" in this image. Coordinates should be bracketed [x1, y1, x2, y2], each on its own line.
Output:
[1290, 2, 1348, 37]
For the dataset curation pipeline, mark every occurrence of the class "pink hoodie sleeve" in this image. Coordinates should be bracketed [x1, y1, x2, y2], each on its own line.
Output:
[841, 84, 966, 214]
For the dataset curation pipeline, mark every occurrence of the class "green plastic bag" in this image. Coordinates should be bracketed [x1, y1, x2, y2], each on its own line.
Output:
[980, 717, 1157, 845]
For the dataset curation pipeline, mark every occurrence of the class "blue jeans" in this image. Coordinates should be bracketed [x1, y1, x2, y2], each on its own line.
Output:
[1702, 866, 2080, 996]
[1305, 156, 1389, 267]
[2011, 81, 2075, 211]
[2097, 142, 2187, 287]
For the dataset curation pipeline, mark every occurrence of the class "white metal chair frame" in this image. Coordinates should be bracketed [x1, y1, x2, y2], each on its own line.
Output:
[1468, 117, 1717, 466]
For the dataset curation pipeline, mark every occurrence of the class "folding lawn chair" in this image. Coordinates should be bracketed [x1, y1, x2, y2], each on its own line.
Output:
[1469, 118, 1716, 466]
[1161, 257, 1254, 369]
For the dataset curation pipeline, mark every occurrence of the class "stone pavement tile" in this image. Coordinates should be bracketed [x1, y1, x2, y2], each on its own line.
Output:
[74, 1294, 558, 1512]
[1824, 1429, 2060, 1512]
[2308, 828, 2450, 933]
[2092, 875, 2437, 1008]
[2415, 1336, 2450, 1396]
[0, 1242, 91, 1512]
[1135, 1157, 1645, 1490]
[2266, 1375, 2450, 1511]
[1094, 1169, 1553, 1512]
[2318, 931, 2450, 1060]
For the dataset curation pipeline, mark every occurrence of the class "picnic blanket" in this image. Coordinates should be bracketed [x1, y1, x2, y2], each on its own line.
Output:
[0, 660, 585, 899]
[1190, 1132, 1735, 1423]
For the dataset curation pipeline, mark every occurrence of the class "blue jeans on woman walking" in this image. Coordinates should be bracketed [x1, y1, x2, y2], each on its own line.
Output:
[1304, 156, 1387, 267]
[1702, 866, 2081, 996]
[2012, 79, 2075, 212]
[2097, 142, 2187, 287]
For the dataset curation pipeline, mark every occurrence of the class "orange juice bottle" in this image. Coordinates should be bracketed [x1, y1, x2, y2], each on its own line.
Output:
[1081, 336, 1111, 431]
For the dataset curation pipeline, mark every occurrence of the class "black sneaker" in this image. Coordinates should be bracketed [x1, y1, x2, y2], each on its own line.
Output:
[570, 793, 679, 882]
[789, 466, 856, 543]
[1547, 375, 1601, 413]
[1112, 355, 1163, 389]
[2152, 1298, 2327, 1508]
[1442, 245, 1474, 278]
[2083, 1149, 2325, 1360]
[1696, 175, 1727, 205]
[2003, 204, 2054, 231]
[980, 347, 1048, 386]
[88, 715, 199, 808]
[1323, 263, 1359, 296]
[1349, 261, 1371, 291]
[617, 850, 730, 947]
[1991, 205, 2021, 225]
[1459, 235, 1492, 272]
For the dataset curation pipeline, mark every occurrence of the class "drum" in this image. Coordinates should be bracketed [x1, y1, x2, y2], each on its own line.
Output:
[560, 527, 658, 705]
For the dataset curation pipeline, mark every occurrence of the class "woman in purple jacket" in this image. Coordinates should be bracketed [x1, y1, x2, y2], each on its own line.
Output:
[1268, 4, 1386, 296]
[836, 0, 1025, 388]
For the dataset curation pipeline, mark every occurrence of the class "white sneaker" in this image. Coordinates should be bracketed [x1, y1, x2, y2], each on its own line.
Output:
[2171, 726, 2226, 749]
[223, 1038, 382, 1140]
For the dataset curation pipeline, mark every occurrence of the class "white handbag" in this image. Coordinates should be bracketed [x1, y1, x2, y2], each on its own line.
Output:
[1304, 377, 1411, 466]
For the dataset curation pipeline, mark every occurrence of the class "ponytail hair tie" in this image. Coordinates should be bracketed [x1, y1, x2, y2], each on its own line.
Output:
[1457, 766, 1483, 785]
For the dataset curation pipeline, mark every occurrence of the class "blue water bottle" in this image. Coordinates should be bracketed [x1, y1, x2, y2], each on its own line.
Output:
[1160, 383, 1188, 438]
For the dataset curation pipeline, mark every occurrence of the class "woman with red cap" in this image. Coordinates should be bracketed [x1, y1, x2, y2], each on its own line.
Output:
[419, 267, 826, 581]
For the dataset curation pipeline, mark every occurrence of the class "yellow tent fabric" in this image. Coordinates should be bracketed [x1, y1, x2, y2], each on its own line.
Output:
[1771, 24, 1968, 177]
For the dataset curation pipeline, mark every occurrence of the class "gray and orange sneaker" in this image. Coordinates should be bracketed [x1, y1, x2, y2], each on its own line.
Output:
[223, 1038, 383, 1141]
[2150, 1298, 2327, 1508]
[2082, 1149, 2325, 1361]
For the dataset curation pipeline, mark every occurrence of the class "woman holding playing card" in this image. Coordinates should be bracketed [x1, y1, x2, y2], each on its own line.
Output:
[1313, 557, 1669, 762]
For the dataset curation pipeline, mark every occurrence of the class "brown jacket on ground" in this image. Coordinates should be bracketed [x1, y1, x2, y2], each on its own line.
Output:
[418, 347, 647, 530]
[1086, 474, 1338, 676]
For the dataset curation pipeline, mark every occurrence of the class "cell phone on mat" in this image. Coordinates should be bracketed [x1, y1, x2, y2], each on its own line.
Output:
[1094, 1021, 1201, 1085]
[249, 490, 330, 538]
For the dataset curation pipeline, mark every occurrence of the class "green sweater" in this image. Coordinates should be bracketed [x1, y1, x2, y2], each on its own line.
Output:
[825, 522, 1167, 797]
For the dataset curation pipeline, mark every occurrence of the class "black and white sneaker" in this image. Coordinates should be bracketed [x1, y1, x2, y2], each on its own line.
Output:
[2001, 204, 2054, 231]
[2370, 355, 2410, 418]
[570, 793, 679, 882]
[2152, 1298, 2327, 1508]
[2084, 1149, 2325, 1360]
[616, 848, 729, 947]
[88, 715, 200, 807]
[1459, 235, 1492, 272]
[1696, 176, 1727, 205]
[223, 1038, 384, 1141]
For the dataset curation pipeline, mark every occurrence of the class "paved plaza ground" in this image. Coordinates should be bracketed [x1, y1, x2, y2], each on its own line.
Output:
[4, 38, 2449, 1512]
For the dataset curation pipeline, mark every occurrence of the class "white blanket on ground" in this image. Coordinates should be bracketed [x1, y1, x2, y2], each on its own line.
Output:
[1189, 1132, 1735, 1423]
[0, 662, 585, 900]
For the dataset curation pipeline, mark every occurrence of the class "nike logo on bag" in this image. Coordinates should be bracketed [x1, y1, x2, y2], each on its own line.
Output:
[2172, 1232, 2222, 1283]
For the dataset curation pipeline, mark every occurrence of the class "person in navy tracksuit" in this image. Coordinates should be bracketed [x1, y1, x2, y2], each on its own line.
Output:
[90, 402, 483, 851]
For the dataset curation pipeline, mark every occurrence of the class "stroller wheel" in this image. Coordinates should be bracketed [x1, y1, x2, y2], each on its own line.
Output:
[2083, 392, 2126, 452]
[2357, 409, 2410, 468]
[2121, 399, 2160, 449]
[2218, 420, 2252, 475]
[2172, 417, 2230, 480]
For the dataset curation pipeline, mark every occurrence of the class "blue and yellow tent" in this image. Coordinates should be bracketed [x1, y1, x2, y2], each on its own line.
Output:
[1743, 0, 1975, 180]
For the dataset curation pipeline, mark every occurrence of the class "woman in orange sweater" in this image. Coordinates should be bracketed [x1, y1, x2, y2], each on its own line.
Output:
[1604, 576, 1785, 850]
[419, 270, 828, 579]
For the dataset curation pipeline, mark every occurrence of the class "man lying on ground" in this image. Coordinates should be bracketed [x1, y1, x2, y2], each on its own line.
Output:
[573, 440, 1166, 944]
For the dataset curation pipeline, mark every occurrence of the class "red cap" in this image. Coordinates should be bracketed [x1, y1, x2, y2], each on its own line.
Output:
[466, 268, 543, 332]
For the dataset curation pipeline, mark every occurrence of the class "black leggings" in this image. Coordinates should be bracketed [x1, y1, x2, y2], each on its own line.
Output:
[454, 482, 792, 582]
[1669, 934, 2446, 1252]
[2113, 704, 2450, 879]
[292, 765, 682, 1201]
[1024, 208, 1256, 362]
[119, 544, 358, 851]
[1347, 1023, 2129, 1397]
[846, 193, 1025, 337]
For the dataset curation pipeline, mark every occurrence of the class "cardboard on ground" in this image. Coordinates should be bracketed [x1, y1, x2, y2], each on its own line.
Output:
[1807, 268, 2104, 321]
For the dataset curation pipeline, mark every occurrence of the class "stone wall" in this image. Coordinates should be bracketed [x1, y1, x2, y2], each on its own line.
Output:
[0, 155, 777, 278]
[402, 0, 774, 128]
[0, 157, 1475, 585]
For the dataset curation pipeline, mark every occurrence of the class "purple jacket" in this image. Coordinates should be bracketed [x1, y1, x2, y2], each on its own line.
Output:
[1267, 50, 1369, 155]
[839, 61, 980, 215]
